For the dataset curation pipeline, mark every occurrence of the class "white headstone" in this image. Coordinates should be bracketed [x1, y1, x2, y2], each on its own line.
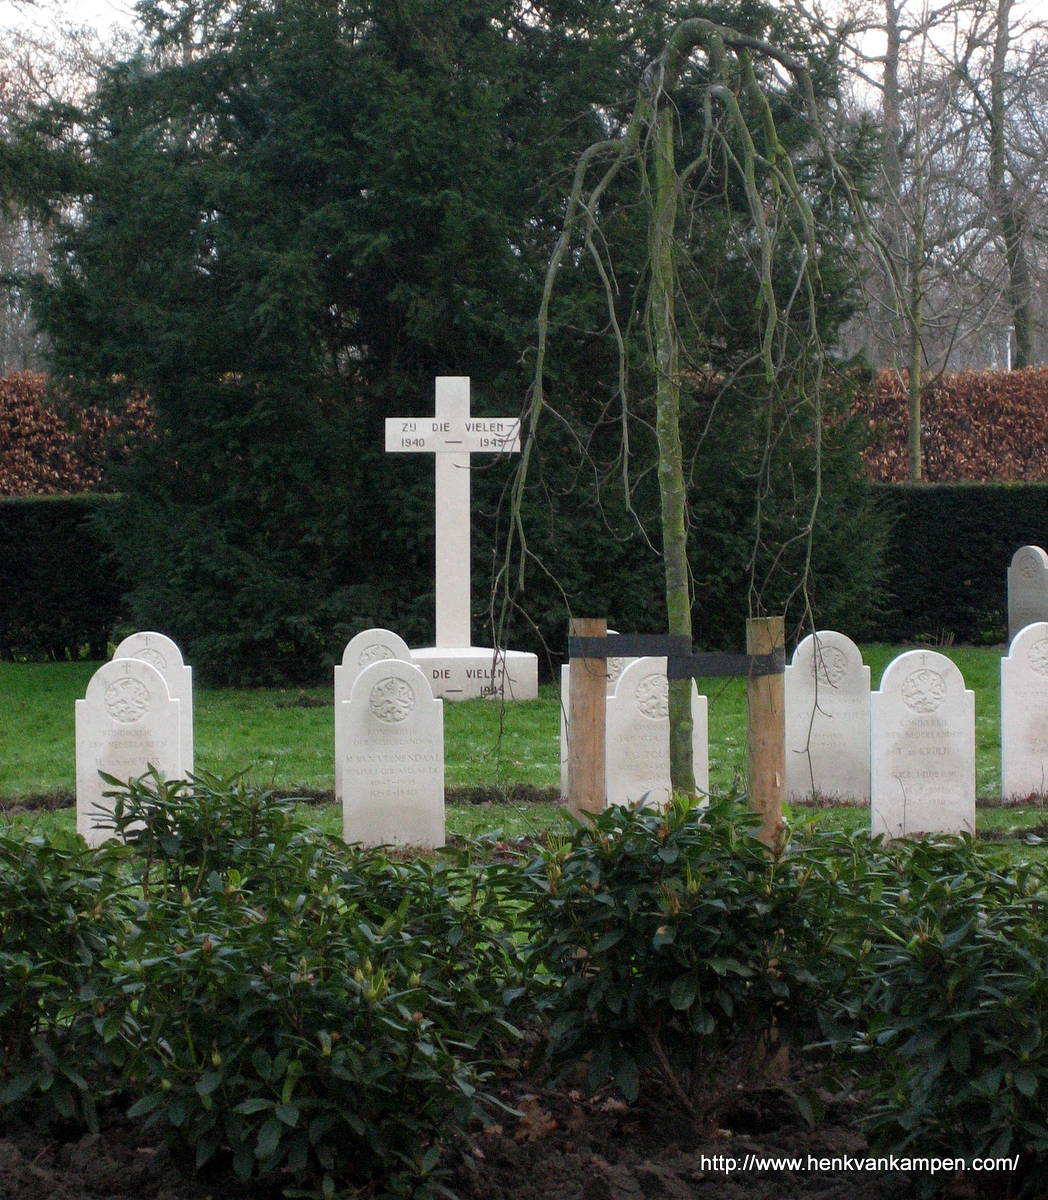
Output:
[785, 632, 870, 804]
[870, 649, 975, 838]
[113, 631, 194, 771]
[1008, 546, 1048, 642]
[1001, 621, 1048, 800]
[384, 376, 537, 700]
[75, 658, 183, 846]
[334, 628, 415, 803]
[605, 658, 709, 808]
[335, 628, 414, 707]
[337, 658, 444, 848]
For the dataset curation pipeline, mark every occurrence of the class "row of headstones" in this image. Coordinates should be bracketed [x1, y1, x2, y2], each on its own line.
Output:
[75, 619, 1048, 849]
[787, 625, 1048, 838]
[560, 623, 1048, 839]
[76, 628, 446, 849]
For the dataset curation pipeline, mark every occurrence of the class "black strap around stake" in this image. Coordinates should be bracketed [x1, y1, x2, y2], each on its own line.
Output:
[566, 634, 784, 678]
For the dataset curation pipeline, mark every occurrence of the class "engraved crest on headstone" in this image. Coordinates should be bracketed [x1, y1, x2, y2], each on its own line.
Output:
[359, 642, 396, 667]
[104, 676, 151, 723]
[902, 668, 946, 714]
[634, 673, 669, 720]
[369, 676, 416, 723]
[812, 645, 848, 687]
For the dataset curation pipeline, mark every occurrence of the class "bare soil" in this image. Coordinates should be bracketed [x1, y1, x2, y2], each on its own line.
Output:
[0, 1071, 993, 1200]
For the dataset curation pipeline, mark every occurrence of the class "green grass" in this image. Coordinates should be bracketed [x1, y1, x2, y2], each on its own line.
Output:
[0, 642, 1035, 845]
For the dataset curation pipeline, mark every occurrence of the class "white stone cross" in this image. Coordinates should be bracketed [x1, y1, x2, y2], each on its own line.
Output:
[385, 377, 520, 647]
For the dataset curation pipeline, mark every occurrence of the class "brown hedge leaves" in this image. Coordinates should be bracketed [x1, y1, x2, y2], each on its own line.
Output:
[0, 372, 153, 496]
[856, 368, 1048, 483]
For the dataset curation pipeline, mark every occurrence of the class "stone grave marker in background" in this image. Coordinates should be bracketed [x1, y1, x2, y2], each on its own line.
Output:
[384, 376, 537, 700]
[785, 631, 870, 804]
[113, 631, 194, 771]
[334, 628, 414, 800]
[871, 649, 975, 838]
[605, 657, 709, 808]
[335, 628, 414, 706]
[1008, 546, 1048, 643]
[337, 658, 444, 848]
[76, 658, 183, 846]
[1001, 621, 1048, 800]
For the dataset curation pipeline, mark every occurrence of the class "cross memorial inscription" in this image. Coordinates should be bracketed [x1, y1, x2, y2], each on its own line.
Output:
[384, 377, 537, 700]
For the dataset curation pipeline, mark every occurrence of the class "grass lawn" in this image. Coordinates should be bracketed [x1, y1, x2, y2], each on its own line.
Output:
[3, 642, 1045, 850]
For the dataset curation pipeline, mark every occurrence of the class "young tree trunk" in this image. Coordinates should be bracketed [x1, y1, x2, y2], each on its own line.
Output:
[989, 0, 1033, 368]
[651, 100, 696, 796]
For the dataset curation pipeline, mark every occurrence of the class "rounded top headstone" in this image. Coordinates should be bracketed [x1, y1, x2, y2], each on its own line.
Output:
[113, 631, 187, 673]
[340, 628, 413, 672]
[84, 657, 173, 721]
[1011, 546, 1048, 577]
[348, 656, 437, 716]
[878, 648, 966, 710]
[790, 631, 865, 689]
[1006, 621, 1048, 673]
[611, 657, 669, 720]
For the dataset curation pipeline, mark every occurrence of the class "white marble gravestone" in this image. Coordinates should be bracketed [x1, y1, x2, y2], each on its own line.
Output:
[113, 631, 194, 771]
[1001, 621, 1048, 800]
[337, 658, 444, 848]
[334, 628, 414, 801]
[384, 376, 537, 700]
[560, 657, 709, 807]
[76, 658, 183, 846]
[335, 628, 414, 707]
[1008, 546, 1048, 642]
[870, 649, 975, 838]
[605, 658, 709, 808]
[785, 631, 870, 804]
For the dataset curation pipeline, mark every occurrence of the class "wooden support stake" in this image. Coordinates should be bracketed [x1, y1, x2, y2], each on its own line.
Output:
[746, 616, 785, 850]
[567, 617, 607, 819]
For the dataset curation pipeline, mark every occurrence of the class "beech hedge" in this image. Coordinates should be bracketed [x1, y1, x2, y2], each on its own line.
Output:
[0, 494, 127, 661]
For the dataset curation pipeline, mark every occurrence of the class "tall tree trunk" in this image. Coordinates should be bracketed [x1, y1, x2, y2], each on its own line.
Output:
[651, 99, 696, 796]
[989, 0, 1033, 368]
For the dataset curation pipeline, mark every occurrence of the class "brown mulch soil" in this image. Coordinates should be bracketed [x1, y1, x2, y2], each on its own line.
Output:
[449, 1074, 923, 1200]
[0, 1072, 991, 1200]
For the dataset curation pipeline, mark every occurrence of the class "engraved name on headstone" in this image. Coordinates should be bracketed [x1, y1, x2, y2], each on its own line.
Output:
[75, 658, 183, 846]
[337, 658, 444, 849]
[870, 649, 975, 838]
[1008, 545, 1048, 643]
[1001, 621, 1048, 800]
[785, 631, 870, 804]
[113, 631, 194, 771]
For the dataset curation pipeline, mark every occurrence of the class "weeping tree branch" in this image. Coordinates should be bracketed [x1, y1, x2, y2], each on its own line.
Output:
[501, 15, 854, 793]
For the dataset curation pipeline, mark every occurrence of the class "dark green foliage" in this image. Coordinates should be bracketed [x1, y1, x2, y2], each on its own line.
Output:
[870, 482, 1048, 644]
[519, 799, 865, 1121]
[684, 374, 890, 652]
[11, 0, 882, 682]
[0, 833, 130, 1127]
[89, 772, 522, 1195]
[842, 838, 1048, 1172]
[0, 494, 127, 661]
